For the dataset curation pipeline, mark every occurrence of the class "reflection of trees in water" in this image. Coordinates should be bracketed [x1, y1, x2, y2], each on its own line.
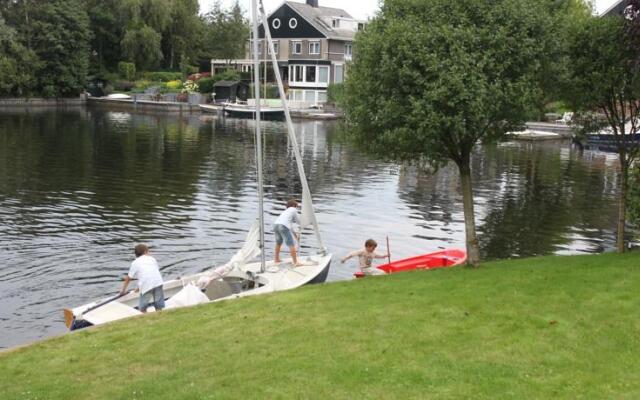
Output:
[478, 143, 618, 259]
[394, 141, 621, 259]
[260, 120, 393, 203]
[396, 164, 461, 227]
[0, 109, 214, 229]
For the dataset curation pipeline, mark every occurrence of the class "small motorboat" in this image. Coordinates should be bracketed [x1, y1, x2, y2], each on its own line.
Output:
[105, 93, 132, 100]
[223, 103, 285, 120]
[354, 248, 466, 278]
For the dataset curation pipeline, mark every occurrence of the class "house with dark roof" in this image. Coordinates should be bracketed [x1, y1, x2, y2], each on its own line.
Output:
[211, 0, 365, 106]
[601, 0, 632, 17]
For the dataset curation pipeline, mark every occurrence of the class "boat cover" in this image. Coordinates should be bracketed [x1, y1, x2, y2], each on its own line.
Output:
[165, 284, 209, 309]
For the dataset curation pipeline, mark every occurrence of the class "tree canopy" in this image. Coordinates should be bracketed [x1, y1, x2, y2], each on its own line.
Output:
[0, 0, 249, 96]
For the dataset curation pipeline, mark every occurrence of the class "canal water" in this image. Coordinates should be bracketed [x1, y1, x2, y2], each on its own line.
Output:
[0, 107, 622, 348]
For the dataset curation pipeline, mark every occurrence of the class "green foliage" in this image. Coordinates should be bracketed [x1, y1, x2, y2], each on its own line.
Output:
[141, 71, 182, 82]
[0, 17, 36, 96]
[117, 61, 136, 80]
[212, 69, 240, 83]
[179, 55, 198, 78]
[197, 77, 215, 93]
[1, 0, 91, 97]
[201, 1, 249, 61]
[342, 0, 553, 165]
[327, 83, 344, 104]
[121, 24, 163, 70]
[112, 80, 135, 92]
[163, 80, 182, 91]
[1, 253, 640, 398]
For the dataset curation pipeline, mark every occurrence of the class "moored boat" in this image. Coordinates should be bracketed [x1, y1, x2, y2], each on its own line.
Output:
[223, 103, 285, 120]
[64, 0, 332, 331]
[354, 248, 466, 278]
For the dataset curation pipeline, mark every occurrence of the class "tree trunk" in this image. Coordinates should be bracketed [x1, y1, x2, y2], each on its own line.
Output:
[617, 154, 629, 252]
[458, 159, 481, 267]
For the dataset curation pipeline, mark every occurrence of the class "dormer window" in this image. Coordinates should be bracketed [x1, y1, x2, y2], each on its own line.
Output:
[332, 19, 340, 28]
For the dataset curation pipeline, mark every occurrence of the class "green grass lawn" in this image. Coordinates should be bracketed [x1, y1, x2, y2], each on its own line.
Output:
[1, 252, 639, 399]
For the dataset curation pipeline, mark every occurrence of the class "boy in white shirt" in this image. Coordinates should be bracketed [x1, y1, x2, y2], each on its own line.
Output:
[120, 244, 165, 312]
[273, 199, 302, 266]
[341, 239, 389, 275]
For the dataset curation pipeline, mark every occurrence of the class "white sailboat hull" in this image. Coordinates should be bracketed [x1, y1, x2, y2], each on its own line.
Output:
[65, 254, 331, 330]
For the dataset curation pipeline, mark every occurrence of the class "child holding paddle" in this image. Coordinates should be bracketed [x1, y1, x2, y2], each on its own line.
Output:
[341, 239, 389, 276]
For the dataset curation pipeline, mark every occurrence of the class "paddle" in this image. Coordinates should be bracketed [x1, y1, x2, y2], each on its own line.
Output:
[81, 290, 133, 316]
[386, 236, 392, 264]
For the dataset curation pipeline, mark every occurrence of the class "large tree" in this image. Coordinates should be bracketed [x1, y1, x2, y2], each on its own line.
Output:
[0, 16, 36, 96]
[563, 15, 640, 252]
[341, 0, 555, 266]
[2, 0, 91, 97]
[201, 0, 248, 63]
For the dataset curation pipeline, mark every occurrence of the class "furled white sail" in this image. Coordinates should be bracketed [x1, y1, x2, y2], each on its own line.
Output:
[197, 221, 261, 288]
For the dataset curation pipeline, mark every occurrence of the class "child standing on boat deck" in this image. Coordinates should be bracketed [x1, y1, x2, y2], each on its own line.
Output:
[341, 239, 388, 276]
[273, 199, 302, 266]
[120, 244, 165, 313]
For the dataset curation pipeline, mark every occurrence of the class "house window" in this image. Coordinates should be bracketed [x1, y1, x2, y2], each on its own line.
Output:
[334, 64, 343, 83]
[345, 43, 352, 58]
[318, 66, 329, 83]
[294, 65, 304, 82]
[292, 41, 302, 54]
[268, 40, 279, 55]
[332, 19, 340, 28]
[289, 18, 298, 29]
[305, 65, 316, 82]
[272, 18, 281, 29]
[309, 41, 320, 55]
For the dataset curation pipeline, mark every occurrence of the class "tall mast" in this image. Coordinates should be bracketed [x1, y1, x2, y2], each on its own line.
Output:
[252, 0, 266, 272]
[259, 0, 326, 253]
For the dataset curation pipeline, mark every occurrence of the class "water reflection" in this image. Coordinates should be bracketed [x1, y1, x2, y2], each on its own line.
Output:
[0, 107, 623, 348]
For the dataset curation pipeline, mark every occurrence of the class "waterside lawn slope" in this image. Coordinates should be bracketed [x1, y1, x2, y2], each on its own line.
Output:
[1, 253, 639, 399]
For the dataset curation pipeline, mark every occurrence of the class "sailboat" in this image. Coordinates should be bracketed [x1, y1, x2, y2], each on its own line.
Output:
[63, 0, 332, 331]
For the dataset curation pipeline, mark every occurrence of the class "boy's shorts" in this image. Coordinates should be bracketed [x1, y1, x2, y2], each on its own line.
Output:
[274, 224, 295, 247]
[139, 285, 165, 311]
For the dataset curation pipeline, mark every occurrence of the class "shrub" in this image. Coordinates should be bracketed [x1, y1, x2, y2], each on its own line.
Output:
[212, 69, 240, 83]
[117, 62, 136, 80]
[164, 80, 182, 91]
[142, 71, 182, 82]
[197, 77, 215, 93]
[182, 80, 198, 94]
[113, 80, 135, 92]
[327, 83, 344, 104]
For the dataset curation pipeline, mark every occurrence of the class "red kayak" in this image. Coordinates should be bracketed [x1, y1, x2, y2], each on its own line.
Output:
[354, 248, 466, 278]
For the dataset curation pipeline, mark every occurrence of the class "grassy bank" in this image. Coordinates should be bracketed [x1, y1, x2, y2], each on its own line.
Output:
[1, 253, 639, 399]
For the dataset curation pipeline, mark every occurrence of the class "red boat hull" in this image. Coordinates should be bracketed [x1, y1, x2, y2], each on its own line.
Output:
[354, 248, 466, 278]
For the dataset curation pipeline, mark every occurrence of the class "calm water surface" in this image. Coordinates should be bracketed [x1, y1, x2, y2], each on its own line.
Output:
[0, 107, 622, 348]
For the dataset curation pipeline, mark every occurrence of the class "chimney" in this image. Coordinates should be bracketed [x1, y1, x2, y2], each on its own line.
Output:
[306, 0, 319, 7]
